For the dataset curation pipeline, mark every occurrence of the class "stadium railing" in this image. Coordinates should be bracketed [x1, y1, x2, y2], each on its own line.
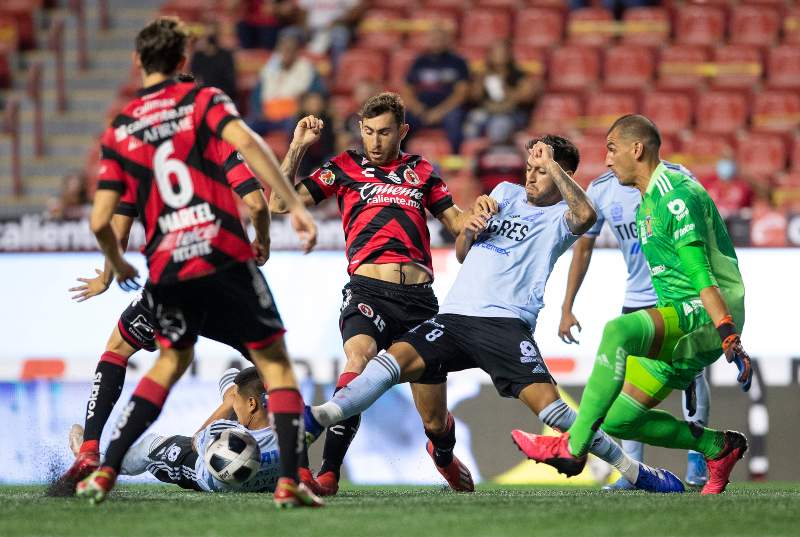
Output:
[3, 95, 22, 196]
[26, 61, 44, 158]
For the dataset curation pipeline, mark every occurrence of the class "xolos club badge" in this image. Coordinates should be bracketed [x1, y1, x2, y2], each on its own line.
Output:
[319, 169, 335, 185]
[403, 167, 421, 186]
[358, 303, 374, 318]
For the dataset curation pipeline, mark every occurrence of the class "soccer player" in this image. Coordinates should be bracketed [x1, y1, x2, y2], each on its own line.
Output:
[76, 17, 321, 508]
[270, 94, 492, 495]
[307, 136, 685, 493]
[559, 161, 711, 489]
[514, 115, 751, 495]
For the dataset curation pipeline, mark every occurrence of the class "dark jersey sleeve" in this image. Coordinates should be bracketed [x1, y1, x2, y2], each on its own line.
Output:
[199, 87, 241, 139]
[299, 162, 340, 204]
[218, 142, 262, 198]
[96, 127, 127, 195]
[418, 159, 454, 216]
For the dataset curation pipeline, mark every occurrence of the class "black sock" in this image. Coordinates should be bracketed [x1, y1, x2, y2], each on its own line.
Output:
[425, 413, 456, 467]
[102, 377, 167, 472]
[83, 353, 128, 445]
[269, 388, 305, 481]
[319, 413, 361, 479]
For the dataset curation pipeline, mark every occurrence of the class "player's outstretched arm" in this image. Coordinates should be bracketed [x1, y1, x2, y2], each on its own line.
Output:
[89, 190, 140, 291]
[270, 115, 322, 214]
[559, 235, 596, 343]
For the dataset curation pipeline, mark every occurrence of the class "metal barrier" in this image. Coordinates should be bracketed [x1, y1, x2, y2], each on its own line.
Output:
[48, 17, 66, 113]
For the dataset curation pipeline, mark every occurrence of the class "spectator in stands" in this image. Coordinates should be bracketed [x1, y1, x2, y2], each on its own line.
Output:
[236, 0, 301, 50]
[339, 79, 380, 152]
[295, 92, 337, 178]
[190, 22, 237, 100]
[472, 115, 526, 195]
[464, 40, 537, 141]
[46, 171, 89, 220]
[245, 31, 325, 135]
[401, 28, 470, 153]
[297, 0, 364, 66]
[700, 151, 755, 220]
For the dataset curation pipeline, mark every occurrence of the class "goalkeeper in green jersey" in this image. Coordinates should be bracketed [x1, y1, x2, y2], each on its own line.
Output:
[512, 115, 752, 495]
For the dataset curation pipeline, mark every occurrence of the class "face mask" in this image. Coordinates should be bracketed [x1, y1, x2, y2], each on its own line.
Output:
[716, 159, 736, 181]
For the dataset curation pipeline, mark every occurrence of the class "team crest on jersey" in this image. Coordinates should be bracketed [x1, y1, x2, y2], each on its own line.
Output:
[319, 169, 335, 185]
[610, 203, 623, 222]
[358, 303, 374, 318]
[403, 168, 421, 186]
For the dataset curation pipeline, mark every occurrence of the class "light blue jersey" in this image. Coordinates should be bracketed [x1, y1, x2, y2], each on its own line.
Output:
[584, 161, 694, 309]
[439, 182, 579, 332]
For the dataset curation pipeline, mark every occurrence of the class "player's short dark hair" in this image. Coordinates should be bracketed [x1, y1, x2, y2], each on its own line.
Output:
[607, 114, 661, 154]
[359, 92, 406, 127]
[233, 367, 265, 402]
[526, 135, 580, 174]
[135, 17, 189, 75]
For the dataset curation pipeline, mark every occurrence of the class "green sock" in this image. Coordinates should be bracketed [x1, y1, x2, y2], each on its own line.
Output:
[568, 311, 654, 456]
[605, 393, 726, 459]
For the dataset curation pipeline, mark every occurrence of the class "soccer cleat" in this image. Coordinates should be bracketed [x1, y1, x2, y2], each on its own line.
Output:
[75, 466, 117, 505]
[426, 440, 475, 492]
[314, 470, 340, 497]
[602, 476, 636, 491]
[701, 431, 748, 495]
[297, 467, 325, 496]
[685, 452, 709, 487]
[511, 430, 586, 477]
[273, 477, 325, 508]
[46, 449, 100, 497]
[633, 464, 685, 493]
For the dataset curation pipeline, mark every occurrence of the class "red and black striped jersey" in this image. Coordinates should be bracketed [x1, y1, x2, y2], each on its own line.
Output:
[300, 150, 454, 276]
[97, 79, 260, 285]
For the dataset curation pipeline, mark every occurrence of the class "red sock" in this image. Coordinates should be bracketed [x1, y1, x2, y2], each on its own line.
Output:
[336, 371, 359, 390]
[268, 388, 305, 480]
[79, 440, 99, 454]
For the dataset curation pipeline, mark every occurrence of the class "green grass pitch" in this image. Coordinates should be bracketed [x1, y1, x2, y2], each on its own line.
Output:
[1, 483, 798, 537]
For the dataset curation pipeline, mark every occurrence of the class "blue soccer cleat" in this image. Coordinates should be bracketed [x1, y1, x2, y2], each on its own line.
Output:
[633, 464, 685, 493]
[303, 405, 324, 446]
[685, 451, 709, 487]
[602, 475, 636, 491]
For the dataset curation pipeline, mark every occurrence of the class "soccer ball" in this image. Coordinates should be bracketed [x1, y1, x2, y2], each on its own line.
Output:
[204, 429, 261, 486]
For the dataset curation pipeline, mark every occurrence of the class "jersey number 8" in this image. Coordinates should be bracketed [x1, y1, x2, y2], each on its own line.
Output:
[154, 140, 194, 208]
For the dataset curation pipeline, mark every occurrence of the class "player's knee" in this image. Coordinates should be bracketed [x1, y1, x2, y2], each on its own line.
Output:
[601, 403, 644, 439]
[343, 354, 370, 373]
[420, 409, 448, 435]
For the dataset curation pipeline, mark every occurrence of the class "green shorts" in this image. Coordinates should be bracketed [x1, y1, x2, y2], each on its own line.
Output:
[626, 296, 744, 397]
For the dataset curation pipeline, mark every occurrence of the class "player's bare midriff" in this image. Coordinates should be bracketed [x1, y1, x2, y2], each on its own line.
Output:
[354, 262, 432, 285]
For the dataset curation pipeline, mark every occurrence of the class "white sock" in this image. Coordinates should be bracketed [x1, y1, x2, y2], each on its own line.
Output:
[312, 351, 401, 427]
[538, 399, 640, 484]
[120, 433, 164, 476]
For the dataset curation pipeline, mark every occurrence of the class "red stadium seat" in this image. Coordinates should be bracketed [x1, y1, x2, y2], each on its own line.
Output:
[515, 8, 564, 48]
[752, 91, 800, 134]
[675, 6, 726, 46]
[603, 46, 654, 90]
[729, 5, 780, 46]
[263, 132, 290, 160]
[548, 46, 600, 91]
[461, 9, 512, 49]
[678, 131, 731, 178]
[735, 132, 787, 178]
[642, 92, 693, 136]
[329, 95, 357, 121]
[584, 93, 638, 134]
[696, 92, 748, 135]
[371, 0, 413, 8]
[710, 45, 763, 90]
[461, 137, 491, 160]
[334, 49, 387, 93]
[784, 7, 800, 45]
[234, 49, 271, 91]
[567, 8, 614, 46]
[774, 171, 800, 188]
[160, 0, 210, 22]
[406, 130, 452, 163]
[530, 94, 582, 135]
[573, 134, 609, 187]
[476, 0, 520, 6]
[791, 138, 800, 170]
[657, 45, 710, 90]
[513, 46, 547, 79]
[388, 48, 418, 90]
[0, 1, 36, 50]
[621, 7, 670, 46]
[407, 8, 459, 43]
[357, 9, 405, 51]
[767, 46, 800, 89]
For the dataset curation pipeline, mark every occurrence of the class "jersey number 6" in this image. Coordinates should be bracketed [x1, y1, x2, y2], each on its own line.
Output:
[154, 140, 194, 208]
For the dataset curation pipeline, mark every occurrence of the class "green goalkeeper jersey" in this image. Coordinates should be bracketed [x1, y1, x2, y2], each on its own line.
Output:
[636, 162, 745, 321]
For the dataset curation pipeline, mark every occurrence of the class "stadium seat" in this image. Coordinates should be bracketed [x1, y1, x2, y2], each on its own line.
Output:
[514, 8, 564, 48]
[458, 46, 490, 72]
[530, 94, 582, 135]
[752, 91, 800, 134]
[774, 170, 800, 188]
[766, 46, 800, 89]
[263, 132, 289, 160]
[729, 5, 780, 46]
[461, 137, 491, 160]
[678, 131, 731, 178]
[371, 0, 413, 8]
[603, 46, 654, 90]
[357, 9, 405, 51]
[234, 49, 271, 92]
[696, 92, 748, 134]
[572, 134, 609, 187]
[657, 45, 710, 90]
[567, 8, 614, 46]
[513, 46, 547, 79]
[329, 95, 357, 121]
[735, 132, 787, 178]
[0, 1, 36, 51]
[675, 6, 726, 46]
[710, 45, 763, 90]
[407, 8, 459, 42]
[334, 49, 387, 94]
[476, 0, 520, 7]
[388, 48, 418, 91]
[160, 0, 210, 22]
[641, 92, 692, 136]
[406, 130, 452, 164]
[584, 93, 638, 134]
[791, 138, 800, 170]
[548, 46, 600, 92]
[460, 9, 512, 49]
[621, 7, 670, 46]
[783, 7, 800, 45]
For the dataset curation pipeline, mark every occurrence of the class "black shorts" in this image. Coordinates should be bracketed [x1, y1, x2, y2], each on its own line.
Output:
[144, 261, 285, 351]
[118, 282, 250, 357]
[621, 304, 656, 315]
[339, 275, 438, 353]
[399, 314, 554, 398]
[146, 435, 202, 491]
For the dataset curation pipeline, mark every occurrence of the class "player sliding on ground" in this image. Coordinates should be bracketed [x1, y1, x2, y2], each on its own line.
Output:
[307, 135, 685, 493]
[558, 160, 711, 489]
[514, 115, 751, 495]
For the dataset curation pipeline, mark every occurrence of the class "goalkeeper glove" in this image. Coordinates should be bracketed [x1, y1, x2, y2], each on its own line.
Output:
[717, 315, 752, 392]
